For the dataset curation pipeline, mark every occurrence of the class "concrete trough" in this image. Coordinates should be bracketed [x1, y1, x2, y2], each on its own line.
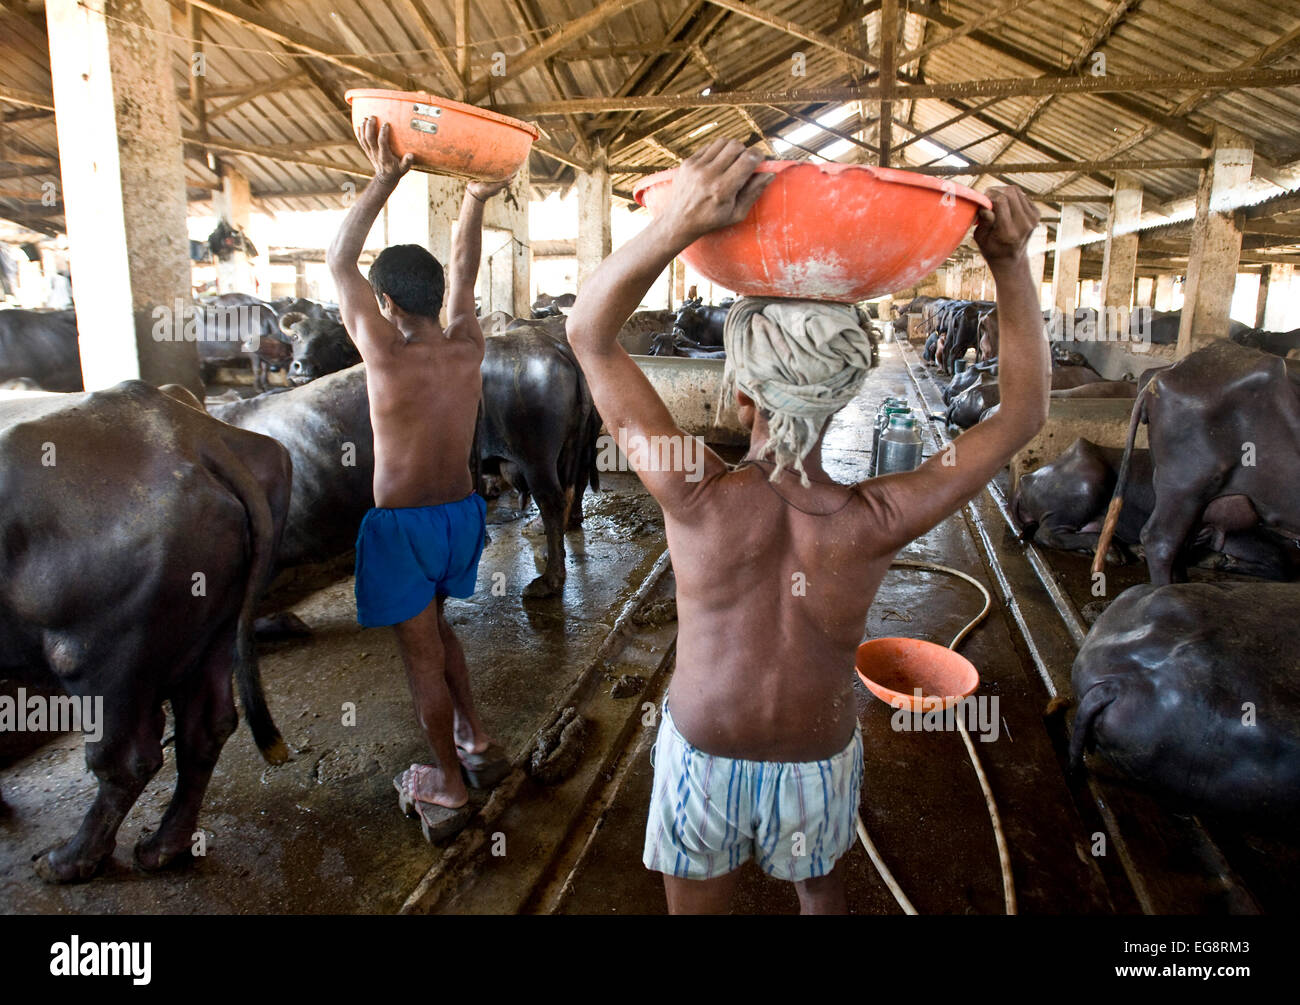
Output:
[631, 354, 747, 445]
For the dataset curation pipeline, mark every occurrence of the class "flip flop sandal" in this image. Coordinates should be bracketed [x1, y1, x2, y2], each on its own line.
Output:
[393, 767, 473, 842]
[456, 742, 511, 789]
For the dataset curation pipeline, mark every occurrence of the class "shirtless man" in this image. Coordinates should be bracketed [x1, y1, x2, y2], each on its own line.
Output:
[327, 116, 510, 840]
[567, 139, 1047, 913]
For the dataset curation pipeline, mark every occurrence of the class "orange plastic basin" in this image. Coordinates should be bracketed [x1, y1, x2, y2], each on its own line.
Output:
[634, 161, 991, 302]
[855, 637, 980, 712]
[345, 89, 539, 182]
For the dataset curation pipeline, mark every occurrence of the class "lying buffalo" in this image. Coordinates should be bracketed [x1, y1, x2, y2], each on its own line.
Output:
[1013, 438, 1297, 579]
[1094, 341, 1300, 583]
[1070, 581, 1300, 819]
[0, 382, 290, 881]
[0, 308, 81, 391]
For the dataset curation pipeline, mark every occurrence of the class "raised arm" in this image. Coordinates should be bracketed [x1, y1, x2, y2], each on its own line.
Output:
[445, 178, 510, 342]
[567, 139, 773, 512]
[868, 186, 1049, 549]
[326, 116, 413, 359]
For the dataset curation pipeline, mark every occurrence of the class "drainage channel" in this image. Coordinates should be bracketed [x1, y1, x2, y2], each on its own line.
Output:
[896, 337, 1258, 914]
[400, 550, 680, 914]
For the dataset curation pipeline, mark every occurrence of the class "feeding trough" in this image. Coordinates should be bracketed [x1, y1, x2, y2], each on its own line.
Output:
[633, 161, 991, 302]
[855, 636, 980, 712]
[345, 89, 539, 182]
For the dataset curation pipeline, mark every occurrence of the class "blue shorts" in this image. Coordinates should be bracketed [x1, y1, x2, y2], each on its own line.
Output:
[354, 493, 487, 627]
[643, 704, 864, 883]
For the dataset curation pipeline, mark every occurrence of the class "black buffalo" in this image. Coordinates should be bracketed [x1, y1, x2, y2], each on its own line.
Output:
[1070, 581, 1300, 819]
[1094, 341, 1300, 584]
[0, 308, 81, 391]
[278, 312, 361, 385]
[480, 326, 601, 597]
[1012, 438, 1296, 579]
[673, 296, 731, 347]
[0, 382, 291, 881]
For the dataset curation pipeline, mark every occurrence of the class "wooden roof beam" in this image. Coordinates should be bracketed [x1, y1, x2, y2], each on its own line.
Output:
[701, 0, 875, 67]
[187, 0, 417, 90]
[465, 0, 658, 103]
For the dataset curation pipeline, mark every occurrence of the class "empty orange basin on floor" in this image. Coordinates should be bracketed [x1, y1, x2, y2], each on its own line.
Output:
[855, 636, 980, 712]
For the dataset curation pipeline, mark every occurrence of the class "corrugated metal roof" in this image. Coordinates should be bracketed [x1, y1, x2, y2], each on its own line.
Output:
[1, 0, 1299, 249]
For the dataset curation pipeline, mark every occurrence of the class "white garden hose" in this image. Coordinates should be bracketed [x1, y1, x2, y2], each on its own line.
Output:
[855, 559, 1017, 915]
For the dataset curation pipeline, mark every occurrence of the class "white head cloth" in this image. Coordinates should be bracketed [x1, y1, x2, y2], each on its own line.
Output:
[722, 296, 874, 486]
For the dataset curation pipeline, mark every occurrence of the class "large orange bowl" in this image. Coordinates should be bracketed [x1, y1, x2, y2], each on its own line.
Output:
[855, 637, 980, 712]
[345, 89, 539, 182]
[634, 161, 991, 302]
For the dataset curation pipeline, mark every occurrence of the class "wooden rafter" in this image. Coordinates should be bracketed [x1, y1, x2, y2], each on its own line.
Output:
[701, 0, 875, 67]
[398, 0, 466, 99]
[187, 0, 416, 90]
[498, 65, 1300, 115]
[465, 0, 657, 102]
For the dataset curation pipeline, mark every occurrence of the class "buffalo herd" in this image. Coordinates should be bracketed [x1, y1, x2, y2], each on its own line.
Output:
[3, 281, 1298, 886]
[901, 294, 1300, 823]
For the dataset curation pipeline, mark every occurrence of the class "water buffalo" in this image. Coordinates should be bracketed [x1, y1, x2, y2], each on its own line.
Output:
[1093, 341, 1300, 583]
[278, 312, 361, 385]
[480, 327, 601, 597]
[1070, 581, 1300, 819]
[942, 359, 997, 405]
[532, 292, 576, 318]
[946, 374, 1000, 429]
[0, 381, 291, 881]
[210, 365, 374, 572]
[1012, 438, 1297, 578]
[673, 296, 731, 347]
[0, 308, 81, 391]
[1235, 326, 1300, 358]
[940, 301, 995, 374]
[214, 335, 600, 598]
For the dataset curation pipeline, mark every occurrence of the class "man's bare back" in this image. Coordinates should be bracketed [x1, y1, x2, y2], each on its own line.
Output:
[361, 320, 482, 508]
[666, 460, 901, 761]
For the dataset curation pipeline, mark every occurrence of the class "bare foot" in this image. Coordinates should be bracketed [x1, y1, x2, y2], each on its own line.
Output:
[453, 714, 493, 756]
[397, 764, 468, 810]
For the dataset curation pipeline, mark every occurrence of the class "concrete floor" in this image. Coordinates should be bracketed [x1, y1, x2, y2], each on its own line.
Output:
[0, 471, 665, 913]
[3, 335, 1292, 914]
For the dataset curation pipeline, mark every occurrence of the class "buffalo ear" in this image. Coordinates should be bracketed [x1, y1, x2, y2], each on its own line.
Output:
[279, 311, 306, 336]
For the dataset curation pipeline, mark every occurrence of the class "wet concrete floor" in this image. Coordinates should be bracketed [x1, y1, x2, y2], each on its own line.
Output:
[0, 471, 665, 913]
[455, 338, 1117, 914]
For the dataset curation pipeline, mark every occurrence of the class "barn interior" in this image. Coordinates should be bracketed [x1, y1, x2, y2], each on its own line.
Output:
[1, 0, 1299, 917]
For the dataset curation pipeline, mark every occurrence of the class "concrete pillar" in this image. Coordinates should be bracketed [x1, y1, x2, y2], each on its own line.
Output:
[294, 257, 309, 298]
[1178, 125, 1253, 356]
[1101, 173, 1142, 334]
[387, 170, 463, 272]
[481, 163, 530, 317]
[1262, 263, 1295, 332]
[1136, 276, 1154, 308]
[1254, 265, 1270, 328]
[1052, 206, 1085, 320]
[46, 0, 199, 391]
[577, 149, 612, 293]
[1155, 274, 1176, 311]
[671, 258, 687, 306]
[1027, 222, 1048, 290]
[215, 165, 254, 293]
